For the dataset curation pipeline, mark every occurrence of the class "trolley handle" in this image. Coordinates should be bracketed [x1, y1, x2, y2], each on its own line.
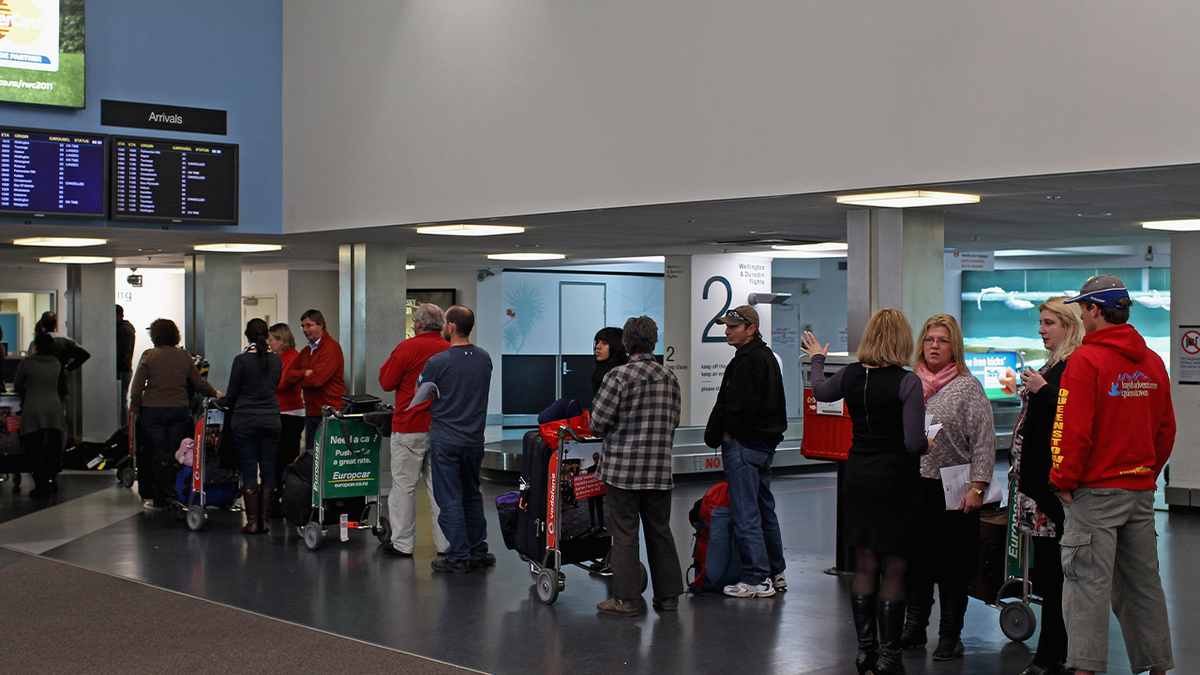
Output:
[558, 426, 602, 444]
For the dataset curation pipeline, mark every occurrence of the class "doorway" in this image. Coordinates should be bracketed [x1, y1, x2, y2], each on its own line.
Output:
[559, 283, 606, 407]
[242, 295, 277, 328]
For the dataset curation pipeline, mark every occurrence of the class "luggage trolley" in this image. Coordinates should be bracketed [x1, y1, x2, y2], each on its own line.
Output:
[520, 427, 646, 605]
[177, 398, 241, 531]
[967, 464, 1039, 642]
[301, 400, 391, 551]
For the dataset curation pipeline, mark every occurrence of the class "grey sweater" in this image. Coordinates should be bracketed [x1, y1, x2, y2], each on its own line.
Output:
[920, 373, 995, 483]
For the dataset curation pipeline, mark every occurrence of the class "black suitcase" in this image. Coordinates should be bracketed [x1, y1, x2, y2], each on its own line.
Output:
[280, 451, 367, 527]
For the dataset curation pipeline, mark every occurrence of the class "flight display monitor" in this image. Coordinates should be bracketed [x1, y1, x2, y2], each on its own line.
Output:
[111, 136, 238, 225]
[0, 125, 106, 218]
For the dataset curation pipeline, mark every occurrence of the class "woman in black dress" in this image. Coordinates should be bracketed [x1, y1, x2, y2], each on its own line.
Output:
[802, 308, 928, 675]
[1012, 297, 1082, 675]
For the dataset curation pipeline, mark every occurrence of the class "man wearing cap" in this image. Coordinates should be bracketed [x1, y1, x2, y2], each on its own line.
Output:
[1051, 274, 1175, 675]
[704, 305, 788, 598]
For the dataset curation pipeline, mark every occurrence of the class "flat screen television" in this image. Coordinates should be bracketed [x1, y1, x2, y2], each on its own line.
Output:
[110, 136, 238, 225]
[0, 0, 86, 108]
[0, 125, 106, 218]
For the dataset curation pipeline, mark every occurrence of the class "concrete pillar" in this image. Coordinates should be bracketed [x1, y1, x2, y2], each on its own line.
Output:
[287, 270, 339, 340]
[1167, 233, 1200, 510]
[846, 209, 944, 352]
[184, 253, 243, 393]
[475, 268, 504, 431]
[338, 243, 406, 399]
[66, 263, 117, 442]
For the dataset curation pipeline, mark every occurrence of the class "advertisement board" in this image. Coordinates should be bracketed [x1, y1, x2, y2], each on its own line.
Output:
[0, 0, 85, 108]
[964, 351, 1022, 400]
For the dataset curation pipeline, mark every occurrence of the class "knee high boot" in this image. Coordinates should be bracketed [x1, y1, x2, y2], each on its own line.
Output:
[258, 486, 273, 533]
[932, 586, 966, 661]
[875, 600, 907, 675]
[900, 588, 931, 649]
[850, 594, 878, 675]
[241, 487, 262, 534]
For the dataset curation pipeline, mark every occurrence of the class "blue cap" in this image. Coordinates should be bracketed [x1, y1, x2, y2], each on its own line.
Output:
[1064, 275, 1129, 308]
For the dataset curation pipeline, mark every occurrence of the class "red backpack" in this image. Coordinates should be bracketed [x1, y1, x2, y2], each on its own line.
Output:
[687, 482, 743, 593]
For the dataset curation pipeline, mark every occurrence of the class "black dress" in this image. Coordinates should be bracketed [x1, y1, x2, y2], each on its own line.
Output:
[811, 358, 927, 558]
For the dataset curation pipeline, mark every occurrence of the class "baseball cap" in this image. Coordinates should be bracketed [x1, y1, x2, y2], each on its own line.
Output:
[1064, 274, 1130, 308]
[715, 305, 760, 327]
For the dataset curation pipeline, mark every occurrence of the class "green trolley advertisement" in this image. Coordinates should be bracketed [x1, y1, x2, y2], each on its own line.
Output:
[302, 409, 392, 551]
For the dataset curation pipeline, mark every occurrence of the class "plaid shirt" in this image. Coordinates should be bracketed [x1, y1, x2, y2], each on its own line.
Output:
[589, 354, 681, 490]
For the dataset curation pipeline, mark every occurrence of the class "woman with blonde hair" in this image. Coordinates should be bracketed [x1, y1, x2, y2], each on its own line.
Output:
[901, 314, 995, 661]
[1011, 298, 1083, 675]
[802, 308, 928, 675]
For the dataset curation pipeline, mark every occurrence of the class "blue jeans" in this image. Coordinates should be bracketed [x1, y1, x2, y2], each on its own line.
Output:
[233, 423, 281, 488]
[722, 438, 785, 584]
[140, 406, 193, 502]
[430, 440, 488, 562]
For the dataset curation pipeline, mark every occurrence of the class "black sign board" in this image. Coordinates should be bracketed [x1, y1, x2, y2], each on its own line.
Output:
[101, 100, 227, 136]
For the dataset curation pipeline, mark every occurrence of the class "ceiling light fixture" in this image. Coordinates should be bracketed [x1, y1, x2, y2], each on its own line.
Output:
[1142, 219, 1200, 231]
[193, 243, 282, 253]
[39, 255, 113, 264]
[418, 224, 525, 237]
[14, 236, 107, 247]
[406, 264, 416, 270]
[835, 190, 980, 208]
[771, 242, 848, 253]
[487, 252, 566, 261]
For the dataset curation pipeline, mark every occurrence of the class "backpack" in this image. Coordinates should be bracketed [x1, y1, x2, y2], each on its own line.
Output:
[686, 482, 743, 593]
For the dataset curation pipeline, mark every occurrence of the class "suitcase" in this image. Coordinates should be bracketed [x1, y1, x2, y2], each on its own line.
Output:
[515, 429, 611, 567]
[280, 451, 368, 527]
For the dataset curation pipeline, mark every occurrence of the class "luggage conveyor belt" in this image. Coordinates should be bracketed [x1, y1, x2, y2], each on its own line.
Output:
[482, 422, 819, 476]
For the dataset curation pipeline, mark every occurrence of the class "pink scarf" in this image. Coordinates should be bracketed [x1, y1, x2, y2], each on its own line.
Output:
[916, 362, 957, 403]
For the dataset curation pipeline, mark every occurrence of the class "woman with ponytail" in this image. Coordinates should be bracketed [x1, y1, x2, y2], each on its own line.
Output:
[223, 318, 283, 534]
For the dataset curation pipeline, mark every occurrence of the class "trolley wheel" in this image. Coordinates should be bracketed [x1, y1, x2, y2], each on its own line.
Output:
[999, 601, 1037, 641]
[186, 505, 206, 531]
[536, 568, 560, 605]
[118, 466, 135, 488]
[303, 522, 327, 551]
[373, 516, 392, 544]
[638, 561, 649, 593]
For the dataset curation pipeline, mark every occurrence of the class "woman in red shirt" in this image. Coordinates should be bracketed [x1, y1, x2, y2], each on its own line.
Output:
[267, 323, 304, 516]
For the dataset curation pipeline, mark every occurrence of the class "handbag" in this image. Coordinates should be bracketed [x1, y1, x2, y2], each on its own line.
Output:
[537, 398, 591, 450]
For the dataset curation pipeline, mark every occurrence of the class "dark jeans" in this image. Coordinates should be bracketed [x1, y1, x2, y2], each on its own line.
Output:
[21, 428, 63, 489]
[605, 483, 684, 601]
[305, 415, 322, 450]
[233, 422, 281, 488]
[140, 406, 193, 502]
[1031, 534, 1068, 667]
[909, 477, 981, 634]
[430, 440, 488, 562]
[118, 371, 132, 428]
[275, 415, 306, 487]
[721, 438, 785, 584]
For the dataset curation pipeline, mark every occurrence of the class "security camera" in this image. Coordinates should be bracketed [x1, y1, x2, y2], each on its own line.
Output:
[748, 292, 792, 305]
[127, 268, 143, 288]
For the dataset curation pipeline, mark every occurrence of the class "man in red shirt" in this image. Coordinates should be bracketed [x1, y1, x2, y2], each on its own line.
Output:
[378, 304, 451, 557]
[1052, 275, 1175, 675]
[282, 309, 346, 450]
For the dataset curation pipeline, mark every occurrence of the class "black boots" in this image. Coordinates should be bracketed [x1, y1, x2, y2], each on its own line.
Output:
[900, 590, 930, 649]
[241, 487, 263, 534]
[850, 594, 878, 675]
[875, 600, 907, 675]
[932, 589, 965, 661]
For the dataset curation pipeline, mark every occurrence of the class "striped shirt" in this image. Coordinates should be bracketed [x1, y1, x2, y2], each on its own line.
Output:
[589, 354, 681, 490]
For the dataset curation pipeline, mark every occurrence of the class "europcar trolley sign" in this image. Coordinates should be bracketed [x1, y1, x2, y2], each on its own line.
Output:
[313, 418, 380, 501]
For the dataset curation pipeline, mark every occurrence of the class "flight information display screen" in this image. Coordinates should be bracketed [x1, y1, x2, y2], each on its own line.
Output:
[0, 126, 106, 218]
[111, 136, 238, 224]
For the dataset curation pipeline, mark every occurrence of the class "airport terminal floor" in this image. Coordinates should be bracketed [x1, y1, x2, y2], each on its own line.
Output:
[0, 466, 1196, 675]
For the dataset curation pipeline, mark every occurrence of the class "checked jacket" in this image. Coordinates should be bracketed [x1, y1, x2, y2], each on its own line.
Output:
[589, 353, 681, 491]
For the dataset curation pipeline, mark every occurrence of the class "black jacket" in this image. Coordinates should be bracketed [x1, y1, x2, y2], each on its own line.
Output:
[1016, 359, 1066, 529]
[704, 336, 787, 449]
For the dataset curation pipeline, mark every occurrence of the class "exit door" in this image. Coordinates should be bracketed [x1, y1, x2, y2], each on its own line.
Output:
[242, 295, 277, 329]
[559, 283, 606, 407]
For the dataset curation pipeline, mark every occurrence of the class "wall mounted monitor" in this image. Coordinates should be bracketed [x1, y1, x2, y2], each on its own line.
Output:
[0, 125, 106, 218]
[0, 0, 86, 108]
[111, 136, 238, 225]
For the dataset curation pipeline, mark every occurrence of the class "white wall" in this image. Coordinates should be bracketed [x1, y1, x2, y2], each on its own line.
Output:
[287, 270, 339, 340]
[284, 1, 1200, 233]
[116, 269, 187, 376]
[242, 269, 290, 327]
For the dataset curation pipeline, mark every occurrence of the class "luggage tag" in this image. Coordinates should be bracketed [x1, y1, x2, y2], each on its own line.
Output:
[340, 513, 350, 542]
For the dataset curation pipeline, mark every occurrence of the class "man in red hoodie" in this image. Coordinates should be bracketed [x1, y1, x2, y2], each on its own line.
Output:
[1051, 275, 1174, 675]
[377, 303, 450, 557]
[283, 309, 346, 450]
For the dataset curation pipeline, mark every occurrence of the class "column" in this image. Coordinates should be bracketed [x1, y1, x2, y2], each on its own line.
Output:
[184, 252, 243, 392]
[1167, 233, 1200, 510]
[846, 209, 944, 351]
[66, 263, 117, 442]
[339, 243, 406, 399]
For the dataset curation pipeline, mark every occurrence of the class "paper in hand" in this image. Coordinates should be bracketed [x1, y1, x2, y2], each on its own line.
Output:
[924, 414, 942, 441]
[940, 463, 1004, 509]
[407, 381, 440, 410]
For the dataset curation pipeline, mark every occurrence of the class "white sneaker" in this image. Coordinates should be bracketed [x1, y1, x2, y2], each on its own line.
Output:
[771, 573, 787, 591]
[723, 581, 776, 598]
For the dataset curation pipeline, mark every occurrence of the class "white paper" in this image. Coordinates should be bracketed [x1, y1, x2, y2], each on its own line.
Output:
[407, 381, 440, 409]
[939, 463, 1003, 510]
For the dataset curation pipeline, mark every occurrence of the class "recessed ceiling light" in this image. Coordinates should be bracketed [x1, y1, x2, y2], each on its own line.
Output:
[487, 252, 566, 261]
[15, 236, 107, 247]
[835, 190, 980, 208]
[39, 256, 113, 264]
[771, 242, 848, 252]
[1142, 219, 1200, 231]
[418, 224, 525, 237]
[406, 264, 416, 270]
[193, 243, 282, 253]
[994, 249, 1074, 257]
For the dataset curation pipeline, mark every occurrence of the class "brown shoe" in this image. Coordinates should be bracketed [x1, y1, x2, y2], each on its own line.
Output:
[240, 487, 262, 534]
[596, 598, 638, 617]
[652, 596, 679, 611]
[258, 486, 273, 533]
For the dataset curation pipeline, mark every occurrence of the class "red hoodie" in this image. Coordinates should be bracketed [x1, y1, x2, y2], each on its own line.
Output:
[1050, 323, 1175, 492]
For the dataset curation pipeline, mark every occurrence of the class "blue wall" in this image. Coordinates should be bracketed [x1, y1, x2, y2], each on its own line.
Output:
[0, 1, 283, 234]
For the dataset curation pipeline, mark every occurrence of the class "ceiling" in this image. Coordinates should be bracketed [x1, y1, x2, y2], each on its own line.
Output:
[2, 163, 1198, 272]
